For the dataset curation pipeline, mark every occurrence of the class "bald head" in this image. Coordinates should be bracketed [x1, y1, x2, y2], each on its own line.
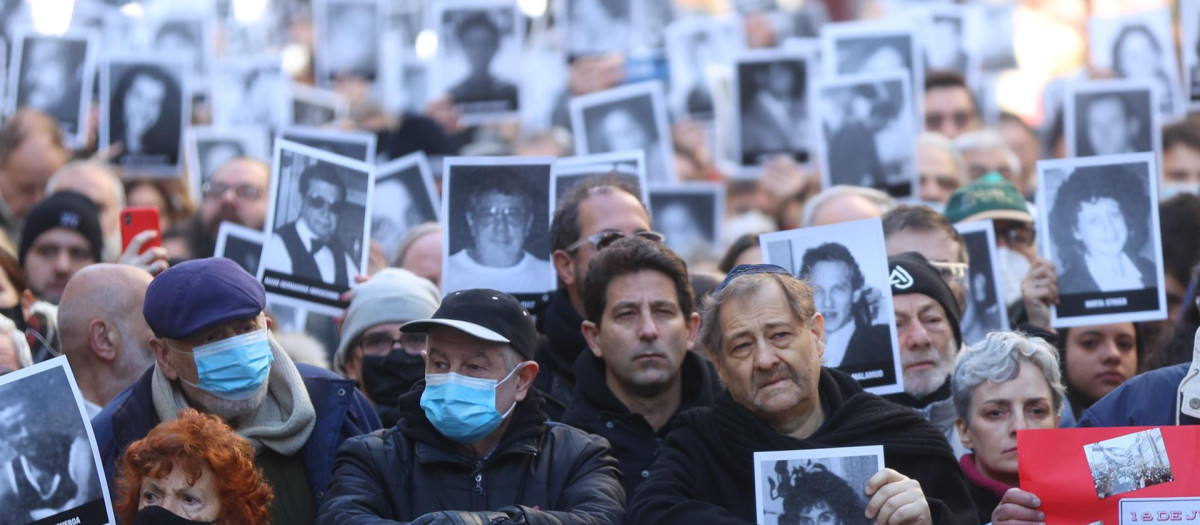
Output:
[58, 264, 156, 406]
[47, 161, 124, 259]
[809, 192, 885, 226]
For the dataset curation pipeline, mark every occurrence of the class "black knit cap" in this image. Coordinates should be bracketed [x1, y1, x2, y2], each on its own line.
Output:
[888, 252, 962, 349]
[18, 191, 103, 266]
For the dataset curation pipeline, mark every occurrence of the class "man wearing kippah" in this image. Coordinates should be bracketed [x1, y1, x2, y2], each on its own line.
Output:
[91, 257, 381, 525]
[318, 288, 625, 525]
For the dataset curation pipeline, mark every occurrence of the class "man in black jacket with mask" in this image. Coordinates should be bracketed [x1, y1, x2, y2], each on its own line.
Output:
[562, 236, 720, 497]
[317, 288, 625, 525]
[628, 265, 979, 525]
[539, 178, 655, 416]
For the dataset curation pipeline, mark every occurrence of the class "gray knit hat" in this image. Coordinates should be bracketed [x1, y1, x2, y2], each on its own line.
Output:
[334, 268, 440, 374]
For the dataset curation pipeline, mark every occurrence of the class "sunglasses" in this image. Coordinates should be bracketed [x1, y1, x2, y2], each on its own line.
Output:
[305, 193, 343, 213]
[566, 230, 666, 253]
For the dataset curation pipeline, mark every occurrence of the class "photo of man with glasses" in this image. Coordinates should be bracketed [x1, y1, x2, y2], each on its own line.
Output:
[263, 162, 359, 287]
[442, 160, 554, 295]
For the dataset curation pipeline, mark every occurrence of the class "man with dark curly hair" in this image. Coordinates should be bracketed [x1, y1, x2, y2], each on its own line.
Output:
[778, 468, 869, 525]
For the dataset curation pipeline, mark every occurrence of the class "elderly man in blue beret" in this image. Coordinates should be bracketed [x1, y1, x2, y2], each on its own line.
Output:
[90, 257, 381, 525]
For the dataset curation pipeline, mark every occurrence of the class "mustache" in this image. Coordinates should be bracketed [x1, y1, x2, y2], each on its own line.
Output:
[751, 364, 800, 392]
[900, 346, 948, 368]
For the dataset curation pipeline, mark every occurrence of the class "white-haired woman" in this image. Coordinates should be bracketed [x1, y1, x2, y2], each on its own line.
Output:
[952, 331, 1065, 524]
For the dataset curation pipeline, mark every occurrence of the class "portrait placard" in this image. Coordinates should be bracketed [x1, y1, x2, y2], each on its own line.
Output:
[551, 150, 648, 204]
[373, 151, 440, 262]
[1089, 8, 1183, 118]
[7, 30, 95, 147]
[732, 48, 813, 174]
[754, 446, 885, 525]
[570, 81, 679, 184]
[647, 183, 724, 262]
[1063, 79, 1160, 162]
[432, 0, 522, 124]
[953, 220, 1011, 346]
[184, 126, 269, 202]
[100, 54, 191, 177]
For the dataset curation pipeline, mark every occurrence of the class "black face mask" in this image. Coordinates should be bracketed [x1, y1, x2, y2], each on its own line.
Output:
[361, 350, 426, 405]
[133, 505, 216, 525]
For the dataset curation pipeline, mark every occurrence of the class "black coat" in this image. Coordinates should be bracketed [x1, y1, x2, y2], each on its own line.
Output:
[561, 349, 721, 497]
[626, 368, 980, 525]
[316, 385, 626, 525]
[534, 289, 589, 417]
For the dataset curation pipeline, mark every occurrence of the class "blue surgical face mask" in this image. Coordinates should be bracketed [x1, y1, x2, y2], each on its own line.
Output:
[174, 329, 274, 400]
[420, 365, 522, 443]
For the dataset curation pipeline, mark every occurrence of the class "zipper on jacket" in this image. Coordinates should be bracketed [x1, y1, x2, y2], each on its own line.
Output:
[473, 461, 484, 495]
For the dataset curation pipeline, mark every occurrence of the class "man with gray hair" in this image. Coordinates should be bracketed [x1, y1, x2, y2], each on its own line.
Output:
[628, 264, 979, 525]
[954, 128, 1024, 194]
[917, 133, 968, 207]
[800, 185, 895, 227]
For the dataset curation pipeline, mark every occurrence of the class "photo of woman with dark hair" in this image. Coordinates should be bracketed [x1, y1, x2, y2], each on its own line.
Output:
[1049, 164, 1155, 295]
[107, 61, 185, 170]
[1110, 23, 1175, 116]
[778, 467, 869, 525]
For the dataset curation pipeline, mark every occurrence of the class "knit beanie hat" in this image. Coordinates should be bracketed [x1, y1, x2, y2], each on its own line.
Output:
[888, 251, 962, 349]
[334, 268, 441, 374]
[19, 191, 103, 266]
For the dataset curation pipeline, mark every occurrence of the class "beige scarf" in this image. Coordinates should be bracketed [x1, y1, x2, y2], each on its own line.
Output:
[151, 336, 317, 456]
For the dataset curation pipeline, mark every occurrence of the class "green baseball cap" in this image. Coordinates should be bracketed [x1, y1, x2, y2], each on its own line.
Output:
[943, 173, 1033, 224]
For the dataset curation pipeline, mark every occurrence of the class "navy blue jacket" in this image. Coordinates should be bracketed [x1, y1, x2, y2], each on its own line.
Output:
[1077, 363, 1199, 427]
[91, 363, 382, 505]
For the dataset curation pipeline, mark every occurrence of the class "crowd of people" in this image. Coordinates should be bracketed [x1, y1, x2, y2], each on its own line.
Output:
[2, 0, 1200, 524]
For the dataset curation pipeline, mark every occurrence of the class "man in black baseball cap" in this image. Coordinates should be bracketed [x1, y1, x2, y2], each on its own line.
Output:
[91, 257, 381, 525]
[318, 288, 624, 525]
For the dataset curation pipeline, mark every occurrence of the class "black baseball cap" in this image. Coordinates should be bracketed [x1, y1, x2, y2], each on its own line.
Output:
[401, 289, 536, 359]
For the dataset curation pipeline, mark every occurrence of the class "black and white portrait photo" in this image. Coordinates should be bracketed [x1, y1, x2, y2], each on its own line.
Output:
[1064, 80, 1158, 159]
[760, 218, 903, 394]
[561, 0, 640, 58]
[441, 156, 555, 296]
[1185, 0, 1200, 110]
[212, 55, 289, 129]
[185, 126, 268, 205]
[290, 83, 348, 127]
[0, 357, 115, 525]
[648, 183, 723, 262]
[1084, 428, 1172, 500]
[814, 71, 917, 199]
[215, 221, 266, 276]
[259, 139, 375, 315]
[380, 30, 431, 118]
[7, 31, 93, 145]
[1037, 152, 1167, 328]
[734, 49, 811, 170]
[434, 0, 522, 123]
[278, 126, 377, 163]
[100, 56, 190, 177]
[923, 5, 969, 75]
[551, 150, 647, 203]
[148, 14, 212, 88]
[822, 21, 922, 106]
[570, 82, 678, 184]
[373, 152, 440, 262]
[315, 0, 382, 85]
[963, 3, 1017, 72]
[1090, 8, 1183, 118]
[665, 16, 743, 119]
[753, 446, 884, 525]
[954, 220, 1010, 347]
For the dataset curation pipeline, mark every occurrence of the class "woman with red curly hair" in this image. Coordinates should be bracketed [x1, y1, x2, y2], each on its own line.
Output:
[115, 408, 273, 525]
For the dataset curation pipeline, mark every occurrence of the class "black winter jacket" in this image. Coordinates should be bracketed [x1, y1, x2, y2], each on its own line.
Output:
[316, 384, 626, 525]
[626, 368, 980, 525]
[561, 349, 720, 497]
[534, 289, 588, 416]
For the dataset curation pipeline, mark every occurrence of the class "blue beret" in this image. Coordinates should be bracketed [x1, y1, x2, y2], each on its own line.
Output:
[143, 258, 267, 339]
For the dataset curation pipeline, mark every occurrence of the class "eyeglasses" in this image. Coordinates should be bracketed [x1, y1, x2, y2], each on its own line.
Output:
[203, 182, 263, 201]
[471, 205, 529, 224]
[305, 193, 343, 213]
[996, 224, 1036, 248]
[931, 261, 968, 286]
[566, 230, 666, 253]
[925, 111, 974, 131]
[358, 332, 427, 356]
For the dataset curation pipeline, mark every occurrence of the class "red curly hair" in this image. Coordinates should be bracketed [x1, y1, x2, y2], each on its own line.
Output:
[115, 409, 273, 525]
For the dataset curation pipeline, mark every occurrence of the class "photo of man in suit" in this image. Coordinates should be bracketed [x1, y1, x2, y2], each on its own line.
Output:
[262, 163, 359, 286]
[738, 58, 808, 165]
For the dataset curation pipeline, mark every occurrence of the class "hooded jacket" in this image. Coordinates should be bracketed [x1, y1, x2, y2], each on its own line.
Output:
[626, 368, 980, 525]
[316, 383, 626, 525]
[561, 349, 720, 497]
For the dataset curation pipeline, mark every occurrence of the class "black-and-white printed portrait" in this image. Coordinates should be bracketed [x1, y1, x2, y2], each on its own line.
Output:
[442, 158, 554, 296]
[102, 58, 188, 175]
[955, 221, 1009, 347]
[754, 447, 882, 525]
[260, 140, 373, 314]
[373, 153, 439, 262]
[1090, 9, 1182, 117]
[924, 8, 968, 74]
[665, 17, 741, 119]
[151, 16, 209, 82]
[1067, 84, 1156, 158]
[317, 0, 380, 83]
[215, 222, 265, 276]
[735, 51, 810, 168]
[1184, 0, 1200, 108]
[648, 186, 721, 262]
[964, 3, 1017, 72]
[832, 34, 912, 77]
[186, 126, 268, 199]
[760, 219, 902, 394]
[435, 2, 521, 120]
[563, 0, 638, 57]
[0, 360, 112, 525]
[572, 83, 676, 184]
[1038, 153, 1166, 327]
[10, 33, 90, 138]
[291, 85, 347, 127]
[1084, 428, 1172, 500]
[552, 151, 645, 203]
[815, 72, 916, 199]
[278, 127, 376, 163]
[214, 56, 288, 128]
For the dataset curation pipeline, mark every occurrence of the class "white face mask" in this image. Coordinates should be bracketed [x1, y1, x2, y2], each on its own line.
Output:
[1161, 183, 1200, 201]
[996, 246, 1031, 307]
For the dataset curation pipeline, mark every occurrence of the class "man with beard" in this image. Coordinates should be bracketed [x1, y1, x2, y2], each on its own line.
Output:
[334, 268, 440, 427]
[626, 264, 979, 524]
[91, 258, 381, 524]
[165, 157, 269, 261]
[884, 252, 968, 458]
[563, 236, 720, 497]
